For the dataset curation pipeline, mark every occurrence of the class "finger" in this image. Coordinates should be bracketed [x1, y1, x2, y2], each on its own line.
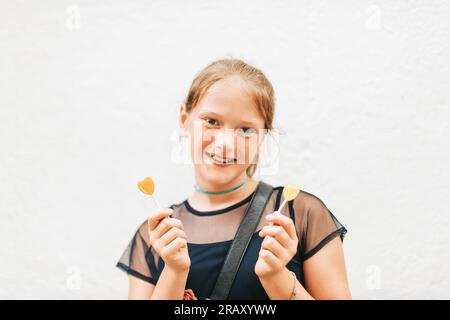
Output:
[258, 225, 290, 247]
[162, 237, 188, 256]
[259, 248, 282, 270]
[157, 226, 187, 248]
[148, 208, 174, 232]
[261, 236, 288, 260]
[151, 217, 184, 240]
[266, 213, 297, 240]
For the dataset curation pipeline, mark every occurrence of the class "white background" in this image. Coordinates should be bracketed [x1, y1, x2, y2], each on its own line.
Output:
[1, 0, 449, 299]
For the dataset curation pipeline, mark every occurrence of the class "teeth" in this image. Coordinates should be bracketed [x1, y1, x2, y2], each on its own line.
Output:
[207, 152, 235, 164]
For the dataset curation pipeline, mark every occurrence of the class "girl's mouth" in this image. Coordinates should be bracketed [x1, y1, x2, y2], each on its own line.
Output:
[205, 151, 237, 166]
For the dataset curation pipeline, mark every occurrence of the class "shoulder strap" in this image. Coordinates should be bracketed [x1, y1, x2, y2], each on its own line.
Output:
[207, 180, 274, 300]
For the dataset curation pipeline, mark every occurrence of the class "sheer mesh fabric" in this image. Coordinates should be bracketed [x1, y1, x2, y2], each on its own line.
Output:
[116, 221, 160, 284]
[290, 190, 347, 261]
[116, 184, 347, 286]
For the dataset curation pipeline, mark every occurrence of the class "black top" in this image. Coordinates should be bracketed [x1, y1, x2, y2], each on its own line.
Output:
[116, 184, 347, 299]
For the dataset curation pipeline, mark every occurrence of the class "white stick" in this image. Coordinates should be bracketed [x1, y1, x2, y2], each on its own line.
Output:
[277, 199, 288, 214]
[152, 195, 162, 209]
[269, 199, 287, 226]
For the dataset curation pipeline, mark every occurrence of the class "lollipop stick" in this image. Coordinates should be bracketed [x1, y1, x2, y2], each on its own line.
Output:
[152, 194, 174, 218]
[152, 195, 162, 209]
[276, 199, 288, 214]
[269, 199, 287, 226]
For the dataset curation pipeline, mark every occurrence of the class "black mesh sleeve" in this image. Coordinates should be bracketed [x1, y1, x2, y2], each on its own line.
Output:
[293, 191, 347, 262]
[116, 221, 159, 285]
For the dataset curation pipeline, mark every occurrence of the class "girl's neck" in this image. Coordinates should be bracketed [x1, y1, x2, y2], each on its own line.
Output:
[188, 175, 259, 211]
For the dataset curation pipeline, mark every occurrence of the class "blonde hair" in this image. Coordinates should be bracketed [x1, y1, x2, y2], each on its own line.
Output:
[183, 58, 276, 178]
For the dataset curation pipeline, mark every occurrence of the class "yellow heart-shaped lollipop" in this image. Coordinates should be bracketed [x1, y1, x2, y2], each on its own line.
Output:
[282, 184, 301, 201]
[138, 177, 155, 196]
[270, 184, 301, 224]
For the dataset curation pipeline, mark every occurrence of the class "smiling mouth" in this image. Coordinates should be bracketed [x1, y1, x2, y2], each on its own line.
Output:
[205, 152, 237, 165]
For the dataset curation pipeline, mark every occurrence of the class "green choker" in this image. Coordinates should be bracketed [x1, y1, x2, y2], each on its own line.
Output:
[193, 177, 249, 195]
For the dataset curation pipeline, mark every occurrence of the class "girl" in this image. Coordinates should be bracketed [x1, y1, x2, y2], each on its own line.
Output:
[116, 58, 351, 300]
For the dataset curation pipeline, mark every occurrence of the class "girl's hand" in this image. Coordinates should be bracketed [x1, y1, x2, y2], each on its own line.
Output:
[255, 213, 298, 278]
[148, 208, 191, 272]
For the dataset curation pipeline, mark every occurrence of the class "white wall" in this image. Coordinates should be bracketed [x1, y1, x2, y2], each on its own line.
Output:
[1, 0, 449, 299]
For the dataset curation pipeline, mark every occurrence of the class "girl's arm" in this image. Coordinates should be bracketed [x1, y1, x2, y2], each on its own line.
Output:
[128, 266, 189, 300]
[258, 267, 314, 300]
[303, 236, 351, 299]
[128, 275, 154, 300]
[258, 237, 351, 300]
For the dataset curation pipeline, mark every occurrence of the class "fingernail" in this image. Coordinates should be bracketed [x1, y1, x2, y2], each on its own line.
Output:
[266, 214, 273, 220]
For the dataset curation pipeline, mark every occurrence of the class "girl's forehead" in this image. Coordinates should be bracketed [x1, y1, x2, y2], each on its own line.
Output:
[193, 80, 264, 126]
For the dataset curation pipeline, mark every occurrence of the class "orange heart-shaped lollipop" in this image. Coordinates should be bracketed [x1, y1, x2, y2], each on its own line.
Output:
[137, 176, 163, 209]
[138, 177, 155, 196]
[138, 177, 175, 243]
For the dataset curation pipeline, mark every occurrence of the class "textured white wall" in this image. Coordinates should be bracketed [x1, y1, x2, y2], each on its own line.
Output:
[1, 0, 449, 299]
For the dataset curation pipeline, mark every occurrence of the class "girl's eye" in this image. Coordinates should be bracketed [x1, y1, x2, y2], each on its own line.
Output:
[204, 118, 219, 127]
[237, 127, 257, 136]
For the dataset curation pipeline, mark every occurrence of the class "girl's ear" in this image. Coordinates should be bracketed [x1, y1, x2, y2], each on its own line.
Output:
[179, 103, 189, 135]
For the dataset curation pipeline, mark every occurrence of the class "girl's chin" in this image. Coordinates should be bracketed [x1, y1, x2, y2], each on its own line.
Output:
[198, 171, 244, 187]
[197, 163, 241, 180]
[202, 164, 236, 177]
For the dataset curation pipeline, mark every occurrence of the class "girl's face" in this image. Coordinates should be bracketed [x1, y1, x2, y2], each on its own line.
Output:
[179, 78, 266, 186]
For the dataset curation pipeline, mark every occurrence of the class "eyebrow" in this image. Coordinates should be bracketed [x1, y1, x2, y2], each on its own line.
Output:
[199, 111, 259, 127]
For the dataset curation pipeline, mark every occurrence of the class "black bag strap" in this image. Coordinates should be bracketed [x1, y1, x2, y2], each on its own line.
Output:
[206, 180, 274, 300]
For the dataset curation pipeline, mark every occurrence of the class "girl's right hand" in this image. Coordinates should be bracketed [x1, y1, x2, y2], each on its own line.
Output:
[147, 208, 191, 272]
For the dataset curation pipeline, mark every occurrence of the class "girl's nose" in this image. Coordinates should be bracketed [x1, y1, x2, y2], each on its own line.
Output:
[212, 128, 236, 158]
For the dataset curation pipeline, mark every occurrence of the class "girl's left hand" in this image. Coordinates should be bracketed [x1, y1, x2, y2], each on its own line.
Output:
[255, 213, 299, 278]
